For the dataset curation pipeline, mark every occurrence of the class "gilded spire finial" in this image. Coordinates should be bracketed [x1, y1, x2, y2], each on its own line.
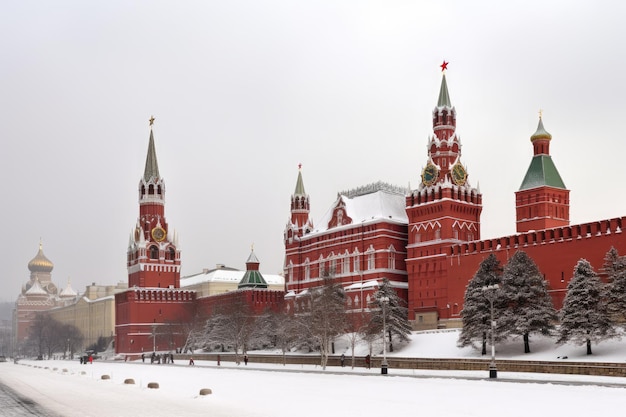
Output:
[149, 115, 155, 127]
[538, 109, 543, 120]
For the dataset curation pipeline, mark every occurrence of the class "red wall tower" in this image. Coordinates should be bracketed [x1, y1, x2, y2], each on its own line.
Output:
[115, 120, 194, 355]
[406, 68, 483, 322]
[515, 117, 570, 233]
[127, 124, 181, 289]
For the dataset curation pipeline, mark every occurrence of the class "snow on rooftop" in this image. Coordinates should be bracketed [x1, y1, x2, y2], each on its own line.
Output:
[180, 269, 283, 287]
[310, 184, 408, 235]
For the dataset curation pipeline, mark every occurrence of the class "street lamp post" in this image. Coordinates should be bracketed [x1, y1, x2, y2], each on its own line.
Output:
[380, 296, 389, 375]
[481, 284, 499, 379]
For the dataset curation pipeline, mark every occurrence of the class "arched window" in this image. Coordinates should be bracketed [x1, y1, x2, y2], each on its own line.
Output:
[167, 247, 175, 261]
[148, 184, 155, 195]
[304, 258, 311, 280]
[388, 245, 396, 270]
[150, 246, 158, 259]
[366, 245, 375, 270]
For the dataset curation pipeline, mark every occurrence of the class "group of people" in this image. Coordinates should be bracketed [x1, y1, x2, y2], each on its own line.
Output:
[79, 354, 93, 365]
[141, 352, 174, 364]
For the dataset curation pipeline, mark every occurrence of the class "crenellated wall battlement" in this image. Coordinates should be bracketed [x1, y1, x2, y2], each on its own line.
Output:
[449, 216, 624, 256]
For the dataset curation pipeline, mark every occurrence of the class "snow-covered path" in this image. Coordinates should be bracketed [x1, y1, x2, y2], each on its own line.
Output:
[1, 358, 625, 417]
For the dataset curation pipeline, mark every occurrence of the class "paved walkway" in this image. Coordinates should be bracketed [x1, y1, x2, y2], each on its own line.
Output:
[0, 379, 61, 417]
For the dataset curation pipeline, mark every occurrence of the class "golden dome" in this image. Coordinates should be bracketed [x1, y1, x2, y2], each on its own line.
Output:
[28, 242, 54, 273]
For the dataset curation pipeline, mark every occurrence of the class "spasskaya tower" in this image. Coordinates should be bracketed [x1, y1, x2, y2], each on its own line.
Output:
[405, 62, 483, 322]
[127, 117, 181, 288]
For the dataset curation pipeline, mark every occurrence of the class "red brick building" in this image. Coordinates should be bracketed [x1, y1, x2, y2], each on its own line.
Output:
[283, 172, 410, 313]
[286, 69, 626, 329]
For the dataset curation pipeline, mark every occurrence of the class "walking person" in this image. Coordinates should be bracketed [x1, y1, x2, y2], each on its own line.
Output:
[189, 357, 195, 366]
[340, 354, 345, 367]
[244, 355, 248, 365]
[364, 354, 370, 369]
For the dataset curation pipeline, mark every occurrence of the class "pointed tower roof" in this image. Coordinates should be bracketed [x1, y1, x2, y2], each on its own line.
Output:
[294, 164, 306, 196]
[519, 118, 565, 190]
[59, 278, 78, 298]
[143, 127, 160, 182]
[25, 278, 47, 296]
[437, 73, 452, 108]
[238, 248, 268, 289]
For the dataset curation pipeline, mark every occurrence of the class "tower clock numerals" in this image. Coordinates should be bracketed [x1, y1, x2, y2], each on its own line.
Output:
[422, 163, 439, 186]
[452, 163, 467, 186]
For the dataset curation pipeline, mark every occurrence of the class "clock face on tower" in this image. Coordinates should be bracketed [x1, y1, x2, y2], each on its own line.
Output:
[452, 163, 467, 186]
[422, 163, 439, 186]
[151, 226, 166, 242]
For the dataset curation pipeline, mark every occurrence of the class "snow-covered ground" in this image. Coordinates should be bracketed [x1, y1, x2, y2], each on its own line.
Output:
[2, 330, 625, 417]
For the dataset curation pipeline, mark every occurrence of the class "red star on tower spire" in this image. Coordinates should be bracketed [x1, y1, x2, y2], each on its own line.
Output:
[440, 60, 449, 72]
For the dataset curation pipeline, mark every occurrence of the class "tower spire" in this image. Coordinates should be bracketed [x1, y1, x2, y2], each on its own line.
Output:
[294, 163, 306, 195]
[143, 117, 160, 182]
[437, 73, 452, 108]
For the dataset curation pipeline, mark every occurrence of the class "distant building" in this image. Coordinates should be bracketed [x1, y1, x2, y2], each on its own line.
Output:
[47, 282, 128, 350]
[13, 243, 76, 348]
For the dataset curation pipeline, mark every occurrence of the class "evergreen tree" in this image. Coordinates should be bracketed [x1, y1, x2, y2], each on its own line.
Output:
[602, 247, 621, 279]
[500, 251, 556, 353]
[367, 278, 412, 352]
[458, 254, 506, 354]
[603, 247, 626, 324]
[558, 259, 616, 355]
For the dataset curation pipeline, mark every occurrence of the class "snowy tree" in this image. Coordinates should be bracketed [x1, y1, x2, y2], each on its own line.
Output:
[602, 247, 622, 279]
[201, 300, 257, 363]
[500, 251, 556, 353]
[458, 254, 506, 354]
[366, 278, 412, 353]
[602, 247, 626, 325]
[301, 276, 347, 369]
[261, 310, 304, 365]
[558, 259, 616, 355]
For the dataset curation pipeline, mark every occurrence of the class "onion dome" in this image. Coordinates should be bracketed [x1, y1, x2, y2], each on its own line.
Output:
[28, 242, 54, 273]
[530, 117, 552, 142]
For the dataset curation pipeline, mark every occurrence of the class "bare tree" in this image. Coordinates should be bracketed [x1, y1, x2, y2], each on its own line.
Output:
[344, 311, 368, 368]
[28, 314, 82, 359]
[301, 275, 347, 369]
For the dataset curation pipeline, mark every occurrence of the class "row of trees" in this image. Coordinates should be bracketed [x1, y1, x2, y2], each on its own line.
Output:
[184, 277, 412, 369]
[459, 248, 626, 355]
[25, 314, 84, 359]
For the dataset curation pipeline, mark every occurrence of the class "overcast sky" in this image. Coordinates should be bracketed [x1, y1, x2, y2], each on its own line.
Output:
[2, 1, 625, 301]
